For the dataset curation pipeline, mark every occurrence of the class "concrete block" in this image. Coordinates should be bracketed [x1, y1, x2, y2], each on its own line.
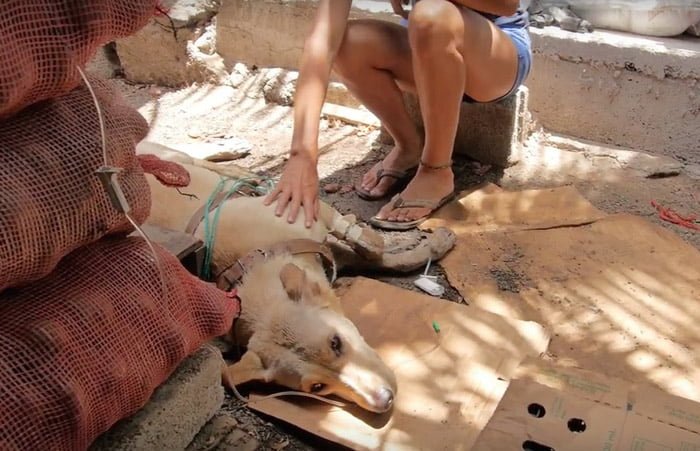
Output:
[116, 0, 226, 86]
[186, 414, 260, 451]
[90, 345, 225, 451]
[454, 86, 530, 167]
[380, 86, 531, 168]
[186, 414, 237, 450]
[326, 82, 363, 109]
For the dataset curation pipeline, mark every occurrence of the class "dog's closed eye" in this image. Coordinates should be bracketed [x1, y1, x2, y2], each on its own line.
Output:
[330, 334, 343, 357]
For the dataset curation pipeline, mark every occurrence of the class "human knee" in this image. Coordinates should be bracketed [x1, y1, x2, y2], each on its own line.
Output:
[408, 0, 461, 49]
[334, 20, 374, 78]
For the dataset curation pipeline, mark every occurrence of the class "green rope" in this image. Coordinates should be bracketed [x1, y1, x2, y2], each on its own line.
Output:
[200, 175, 275, 280]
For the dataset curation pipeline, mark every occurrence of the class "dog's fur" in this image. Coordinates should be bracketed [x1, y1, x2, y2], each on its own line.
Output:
[137, 141, 414, 412]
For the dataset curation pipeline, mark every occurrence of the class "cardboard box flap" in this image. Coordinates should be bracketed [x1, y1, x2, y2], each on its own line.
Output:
[631, 384, 700, 434]
[472, 378, 628, 451]
[513, 358, 629, 408]
[474, 358, 700, 451]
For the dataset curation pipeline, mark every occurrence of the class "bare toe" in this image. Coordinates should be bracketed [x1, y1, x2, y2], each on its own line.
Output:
[370, 176, 397, 197]
[361, 166, 379, 190]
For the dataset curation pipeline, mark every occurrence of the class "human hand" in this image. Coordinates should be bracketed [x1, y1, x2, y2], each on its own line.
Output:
[390, 0, 411, 19]
[264, 152, 320, 228]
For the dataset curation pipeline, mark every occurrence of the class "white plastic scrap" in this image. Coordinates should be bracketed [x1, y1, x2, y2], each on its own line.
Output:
[413, 259, 446, 298]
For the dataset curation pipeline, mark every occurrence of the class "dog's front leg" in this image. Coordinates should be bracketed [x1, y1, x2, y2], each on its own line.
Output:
[317, 202, 384, 261]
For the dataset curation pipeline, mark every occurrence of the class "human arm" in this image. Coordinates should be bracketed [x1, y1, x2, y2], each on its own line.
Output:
[264, 0, 352, 227]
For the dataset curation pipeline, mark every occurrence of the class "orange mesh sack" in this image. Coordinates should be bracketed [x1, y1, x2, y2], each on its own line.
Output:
[0, 0, 158, 119]
[0, 236, 240, 451]
[0, 75, 151, 293]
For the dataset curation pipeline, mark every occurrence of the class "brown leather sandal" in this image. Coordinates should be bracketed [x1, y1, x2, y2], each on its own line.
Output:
[368, 191, 456, 231]
[355, 162, 418, 200]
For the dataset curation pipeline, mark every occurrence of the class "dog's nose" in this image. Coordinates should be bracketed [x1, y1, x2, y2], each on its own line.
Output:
[374, 387, 394, 410]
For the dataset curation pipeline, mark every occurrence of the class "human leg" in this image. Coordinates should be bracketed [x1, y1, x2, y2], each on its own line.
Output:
[371, 0, 524, 228]
[334, 19, 421, 199]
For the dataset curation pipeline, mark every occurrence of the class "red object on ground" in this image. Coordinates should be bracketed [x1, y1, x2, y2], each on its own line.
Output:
[0, 237, 239, 451]
[138, 154, 192, 188]
[651, 200, 700, 231]
[154, 1, 171, 16]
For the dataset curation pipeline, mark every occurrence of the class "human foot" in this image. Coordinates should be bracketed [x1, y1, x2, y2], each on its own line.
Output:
[369, 162, 455, 230]
[355, 144, 421, 200]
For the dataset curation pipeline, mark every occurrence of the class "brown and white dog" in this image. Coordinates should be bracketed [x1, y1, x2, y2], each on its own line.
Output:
[136, 141, 455, 413]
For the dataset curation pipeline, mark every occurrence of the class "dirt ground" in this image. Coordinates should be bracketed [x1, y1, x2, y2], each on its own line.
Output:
[98, 59, 699, 449]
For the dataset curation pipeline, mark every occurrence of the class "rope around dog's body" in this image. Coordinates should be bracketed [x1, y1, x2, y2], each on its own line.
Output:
[198, 175, 274, 280]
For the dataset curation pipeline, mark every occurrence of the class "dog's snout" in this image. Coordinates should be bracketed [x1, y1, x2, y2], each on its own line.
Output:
[374, 387, 394, 411]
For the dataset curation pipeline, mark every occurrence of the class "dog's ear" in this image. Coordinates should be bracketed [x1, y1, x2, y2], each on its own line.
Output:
[280, 262, 326, 306]
[280, 262, 307, 302]
[221, 351, 269, 388]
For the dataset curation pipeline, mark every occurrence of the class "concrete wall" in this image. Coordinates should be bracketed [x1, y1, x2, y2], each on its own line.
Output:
[216, 0, 397, 71]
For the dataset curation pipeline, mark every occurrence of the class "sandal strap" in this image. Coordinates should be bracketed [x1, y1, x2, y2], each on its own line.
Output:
[376, 167, 412, 180]
[390, 194, 450, 210]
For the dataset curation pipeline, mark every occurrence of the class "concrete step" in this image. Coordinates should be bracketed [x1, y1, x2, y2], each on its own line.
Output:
[527, 26, 700, 165]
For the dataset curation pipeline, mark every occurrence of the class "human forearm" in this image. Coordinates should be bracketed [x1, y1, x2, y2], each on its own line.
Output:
[289, 42, 334, 161]
[448, 0, 519, 16]
[289, 0, 352, 160]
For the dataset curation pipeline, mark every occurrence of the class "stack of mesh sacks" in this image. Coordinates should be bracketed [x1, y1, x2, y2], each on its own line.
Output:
[0, 2, 238, 450]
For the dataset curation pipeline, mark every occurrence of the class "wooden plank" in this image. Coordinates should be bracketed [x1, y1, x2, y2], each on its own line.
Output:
[321, 102, 380, 128]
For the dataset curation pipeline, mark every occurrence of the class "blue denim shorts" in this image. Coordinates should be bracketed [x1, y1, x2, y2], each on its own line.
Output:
[399, 16, 532, 104]
[464, 23, 532, 103]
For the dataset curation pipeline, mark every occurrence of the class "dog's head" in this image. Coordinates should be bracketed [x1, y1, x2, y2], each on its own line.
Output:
[224, 259, 397, 413]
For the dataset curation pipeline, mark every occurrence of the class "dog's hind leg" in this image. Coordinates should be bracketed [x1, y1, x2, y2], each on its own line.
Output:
[136, 141, 259, 182]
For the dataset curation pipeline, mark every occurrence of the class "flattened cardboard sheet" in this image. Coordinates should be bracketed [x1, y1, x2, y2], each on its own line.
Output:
[473, 358, 700, 451]
[429, 184, 700, 402]
[247, 278, 550, 451]
[421, 183, 607, 234]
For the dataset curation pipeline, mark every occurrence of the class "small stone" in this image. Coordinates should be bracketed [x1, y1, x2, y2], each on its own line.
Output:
[272, 439, 290, 450]
[187, 128, 204, 139]
[323, 183, 341, 194]
[339, 185, 354, 194]
[228, 63, 250, 88]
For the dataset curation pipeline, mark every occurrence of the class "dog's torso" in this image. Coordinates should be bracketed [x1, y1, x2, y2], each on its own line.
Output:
[143, 163, 330, 272]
